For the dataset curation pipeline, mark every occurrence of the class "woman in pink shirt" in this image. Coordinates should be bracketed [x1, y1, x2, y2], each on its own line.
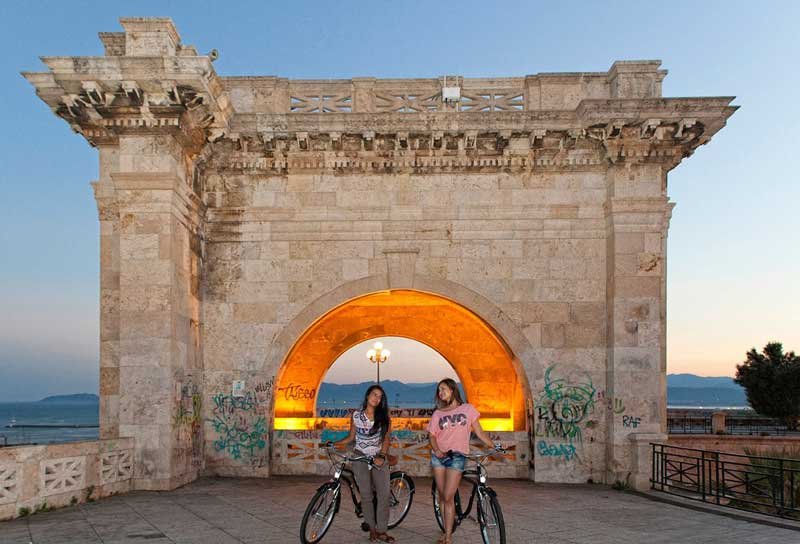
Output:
[427, 378, 496, 544]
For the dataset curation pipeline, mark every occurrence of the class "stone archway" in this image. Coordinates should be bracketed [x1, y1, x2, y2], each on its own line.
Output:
[273, 289, 527, 432]
[266, 275, 536, 477]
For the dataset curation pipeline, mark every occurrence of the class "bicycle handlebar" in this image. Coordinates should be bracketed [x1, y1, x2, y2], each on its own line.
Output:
[319, 442, 375, 464]
[445, 445, 507, 461]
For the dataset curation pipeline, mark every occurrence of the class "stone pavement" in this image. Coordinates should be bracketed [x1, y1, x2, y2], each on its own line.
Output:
[0, 477, 797, 544]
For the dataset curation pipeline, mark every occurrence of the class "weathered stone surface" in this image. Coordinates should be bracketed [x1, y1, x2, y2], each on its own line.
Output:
[22, 17, 736, 492]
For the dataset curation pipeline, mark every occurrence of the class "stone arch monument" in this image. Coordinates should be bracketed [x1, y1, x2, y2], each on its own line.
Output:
[23, 18, 736, 490]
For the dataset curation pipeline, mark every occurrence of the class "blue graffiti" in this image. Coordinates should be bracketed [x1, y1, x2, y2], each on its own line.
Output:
[537, 441, 577, 461]
[212, 415, 267, 460]
[321, 429, 349, 443]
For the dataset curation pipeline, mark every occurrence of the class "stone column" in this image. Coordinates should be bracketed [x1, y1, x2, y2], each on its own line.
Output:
[94, 150, 121, 441]
[605, 162, 673, 484]
[24, 17, 230, 490]
[96, 134, 204, 490]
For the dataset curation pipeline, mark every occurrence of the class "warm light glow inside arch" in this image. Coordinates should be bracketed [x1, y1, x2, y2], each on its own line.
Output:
[273, 289, 526, 431]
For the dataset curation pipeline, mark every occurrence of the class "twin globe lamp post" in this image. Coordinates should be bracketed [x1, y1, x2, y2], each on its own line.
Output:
[366, 341, 391, 385]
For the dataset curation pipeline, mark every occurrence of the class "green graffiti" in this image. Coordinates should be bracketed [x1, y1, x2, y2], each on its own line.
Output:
[536, 364, 596, 444]
[212, 415, 267, 460]
[210, 392, 267, 460]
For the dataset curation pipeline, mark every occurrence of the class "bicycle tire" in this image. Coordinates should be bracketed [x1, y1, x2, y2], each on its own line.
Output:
[431, 480, 461, 535]
[387, 472, 415, 529]
[300, 482, 340, 544]
[477, 488, 505, 544]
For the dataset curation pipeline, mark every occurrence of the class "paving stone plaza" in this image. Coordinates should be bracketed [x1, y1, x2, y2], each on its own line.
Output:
[1, 477, 798, 543]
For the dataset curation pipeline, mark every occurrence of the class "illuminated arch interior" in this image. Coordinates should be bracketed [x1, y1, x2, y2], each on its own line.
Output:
[274, 290, 526, 431]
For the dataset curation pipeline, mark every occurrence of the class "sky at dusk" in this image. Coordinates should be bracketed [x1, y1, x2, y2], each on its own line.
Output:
[1, 1, 798, 400]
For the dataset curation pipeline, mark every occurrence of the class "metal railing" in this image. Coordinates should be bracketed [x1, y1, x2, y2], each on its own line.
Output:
[667, 416, 712, 434]
[667, 414, 790, 435]
[651, 443, 800, 519]
[726, 417, 789, 436]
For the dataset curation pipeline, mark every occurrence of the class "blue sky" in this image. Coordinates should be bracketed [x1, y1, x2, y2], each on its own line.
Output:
[1, 1, 798, 400]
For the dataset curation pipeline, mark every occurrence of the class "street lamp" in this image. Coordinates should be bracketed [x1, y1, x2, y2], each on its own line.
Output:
[366, 341, 390, 385]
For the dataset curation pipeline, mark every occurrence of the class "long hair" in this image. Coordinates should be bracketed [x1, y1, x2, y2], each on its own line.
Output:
[434, 378, 465, 409]
[361, 384, 390, 439]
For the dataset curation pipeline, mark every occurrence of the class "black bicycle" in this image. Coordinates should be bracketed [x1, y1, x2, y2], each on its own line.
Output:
[431, 448, 507, 544]
[300, 444, 415, 543]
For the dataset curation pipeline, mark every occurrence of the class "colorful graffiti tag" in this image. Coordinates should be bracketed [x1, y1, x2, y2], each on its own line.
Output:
[536, 364, 596, 444]
[210, 389, 268, 462]
[537, 441, 577, 461]
[174, 380, 203, 465]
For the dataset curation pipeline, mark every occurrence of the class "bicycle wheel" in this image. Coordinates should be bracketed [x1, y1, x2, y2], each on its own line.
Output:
[477, 488, 505, 544]
[431, 480, 461, 535]
[387, 472, 415, 529]
[300, 482, 340, 544]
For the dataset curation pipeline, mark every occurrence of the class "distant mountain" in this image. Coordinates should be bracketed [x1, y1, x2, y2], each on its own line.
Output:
[38, 393, 99, 404]
[318, 380, 463, 406]
[320, 376, 749, 409]
[667, 374, 739, 389]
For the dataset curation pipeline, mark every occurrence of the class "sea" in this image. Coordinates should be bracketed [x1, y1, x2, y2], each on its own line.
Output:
[0, 402, 99, 447]
[0, 401, 752, 447]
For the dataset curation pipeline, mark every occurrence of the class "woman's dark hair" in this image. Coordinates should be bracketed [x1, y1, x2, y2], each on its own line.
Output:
[434, 378, 465, 409]
[362, 385, 390, 439]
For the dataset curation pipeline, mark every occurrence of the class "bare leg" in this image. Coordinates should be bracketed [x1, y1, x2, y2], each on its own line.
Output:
[432, 467, 447, 542]
[443, 468, 463, 542]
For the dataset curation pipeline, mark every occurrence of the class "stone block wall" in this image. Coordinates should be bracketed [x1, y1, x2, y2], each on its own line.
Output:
[0, 438, 134, 520]
[22, 17, 736, 489]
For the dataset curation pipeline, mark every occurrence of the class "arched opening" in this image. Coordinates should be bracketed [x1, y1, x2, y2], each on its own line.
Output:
[273, 289, 527, 432]
[316, 336, 460, 422]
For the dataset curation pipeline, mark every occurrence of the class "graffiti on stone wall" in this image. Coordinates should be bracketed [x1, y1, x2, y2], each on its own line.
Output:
[536, 364, 596, 444]
[622, 415, 641, 428]
[277, 383, 316, 401]
[597, 390, 626, 415]
[174, 380, 202, 465]
[535, 365, 597, 463]
[537, 441, 577, 461]
[210, 378, 273, 465]
[597, 390, 642, 428]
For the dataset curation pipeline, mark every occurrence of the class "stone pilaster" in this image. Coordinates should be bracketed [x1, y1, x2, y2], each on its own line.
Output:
[24, 17, 227, 491]
[604, 163, 674, 484]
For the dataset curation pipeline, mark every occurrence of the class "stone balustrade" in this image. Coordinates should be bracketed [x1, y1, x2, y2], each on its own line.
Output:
[0, 438, 134, 520]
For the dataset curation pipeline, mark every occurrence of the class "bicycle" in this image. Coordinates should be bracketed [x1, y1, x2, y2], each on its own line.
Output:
[300, 443, 415, 544]
[431, 447, 507, 544]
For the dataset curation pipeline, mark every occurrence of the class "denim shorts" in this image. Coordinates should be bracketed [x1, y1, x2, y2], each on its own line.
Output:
[431, 452, 466, 472]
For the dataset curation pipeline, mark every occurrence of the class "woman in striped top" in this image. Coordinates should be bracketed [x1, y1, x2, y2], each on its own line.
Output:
[332, 384, 394, 542]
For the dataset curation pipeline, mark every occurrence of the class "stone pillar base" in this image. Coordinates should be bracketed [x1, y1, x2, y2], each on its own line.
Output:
[628, 432, 667, 492]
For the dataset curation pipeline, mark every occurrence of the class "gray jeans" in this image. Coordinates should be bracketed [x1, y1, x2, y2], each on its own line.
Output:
[351, 451, 391, 532]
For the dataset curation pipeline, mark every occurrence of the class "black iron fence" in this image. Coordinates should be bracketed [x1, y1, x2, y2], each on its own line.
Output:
[667, 414, 789, 436]
[667, 415, 712, 434]
[651, 443, 800, 519]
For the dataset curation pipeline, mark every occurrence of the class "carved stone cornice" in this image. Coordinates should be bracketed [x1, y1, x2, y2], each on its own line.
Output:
[199, 96, 736, 174]
[22, 20, 231, 153]
[24, 19, 736, 177]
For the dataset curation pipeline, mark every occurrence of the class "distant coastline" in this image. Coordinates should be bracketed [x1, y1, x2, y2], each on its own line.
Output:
[38, 393, 98, 404]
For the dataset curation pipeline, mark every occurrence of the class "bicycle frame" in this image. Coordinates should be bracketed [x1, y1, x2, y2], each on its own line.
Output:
[323, 448, 374, 515]
[434, 450, 503, 528]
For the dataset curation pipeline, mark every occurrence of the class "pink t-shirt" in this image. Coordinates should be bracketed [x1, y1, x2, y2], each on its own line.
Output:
[427, 403, 480, 455]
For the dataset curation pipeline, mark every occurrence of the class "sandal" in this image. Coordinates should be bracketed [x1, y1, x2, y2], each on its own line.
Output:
[375, 532, 396, 543]
[369, 528, 379, 542]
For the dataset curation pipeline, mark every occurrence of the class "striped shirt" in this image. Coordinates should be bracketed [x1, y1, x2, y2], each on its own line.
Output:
[353, 410, 383, 457]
